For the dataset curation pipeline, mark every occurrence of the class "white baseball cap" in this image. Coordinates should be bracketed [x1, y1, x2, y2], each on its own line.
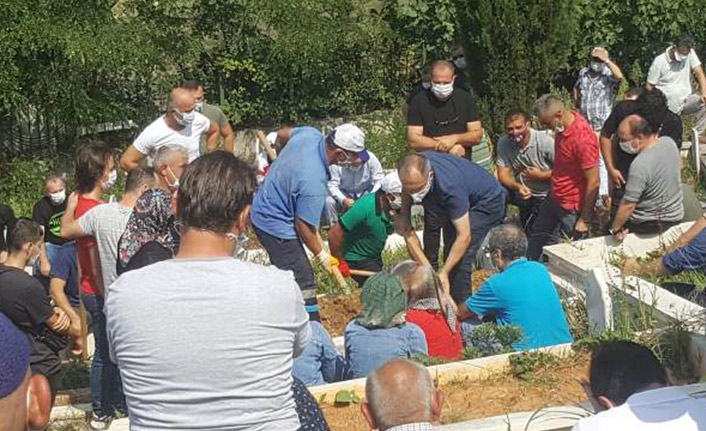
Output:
[328, 123, 369, 162]
[381, 171, 402, 194]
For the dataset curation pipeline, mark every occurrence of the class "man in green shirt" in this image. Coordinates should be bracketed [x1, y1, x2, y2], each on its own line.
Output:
[181, 80, 236, 154]
[329, 171, 412, 286]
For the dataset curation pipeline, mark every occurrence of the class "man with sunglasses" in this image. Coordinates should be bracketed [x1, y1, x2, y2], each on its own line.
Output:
[251, 124, 370, 321]
[120, 87, 219, 170]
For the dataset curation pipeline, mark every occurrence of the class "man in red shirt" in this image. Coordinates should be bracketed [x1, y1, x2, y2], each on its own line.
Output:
[394, 261, 463, 361]
[527, 95, 599, 260]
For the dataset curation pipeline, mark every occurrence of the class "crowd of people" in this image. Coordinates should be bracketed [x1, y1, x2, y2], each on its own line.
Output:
[2, 35, 706, 431]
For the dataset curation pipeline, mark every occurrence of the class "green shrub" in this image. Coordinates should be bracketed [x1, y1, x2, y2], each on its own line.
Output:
[462, 323, 524, 359]
[0, 159, 55, 217]
[357, 109, 411, 170]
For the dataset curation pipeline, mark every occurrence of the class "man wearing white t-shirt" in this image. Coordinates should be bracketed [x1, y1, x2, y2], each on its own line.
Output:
[573, 340, 706, 431]
[121, 88, 219, 170]
[647, 34, 706, 136]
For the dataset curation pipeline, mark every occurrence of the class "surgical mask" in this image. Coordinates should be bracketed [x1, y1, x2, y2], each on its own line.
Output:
[103, 170, 118, 190]
[619, 140, 639, 154]
[195, 101, 204, 112]
[554, 121, 565, 134]
[410, 174, 433, 203]
[512, 131, 526, 143]
[431, 82, 454, 101]
[166, 166, 180, 191]
[388, 194, 402, 210]
[175, 110, 195, 126]
[49, 190, 66, 205]
[590, 62, 605, 72]
[422, 81, 431, 90]
[674, 51, 687, 62]
[453, 56, 467, 69]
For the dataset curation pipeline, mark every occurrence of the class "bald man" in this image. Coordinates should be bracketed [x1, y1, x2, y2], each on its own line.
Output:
[361, 360, 443, 431]
[121, 88, 218, 170]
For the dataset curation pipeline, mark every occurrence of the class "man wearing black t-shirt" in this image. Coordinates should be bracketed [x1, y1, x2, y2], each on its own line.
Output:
[0, 219, 79, 404]
[32, 175, 81, 330]
[407, 60, 484, 271]
[0, 203, 15, 261]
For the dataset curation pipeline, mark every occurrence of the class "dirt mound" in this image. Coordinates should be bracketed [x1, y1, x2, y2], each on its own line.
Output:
[319, 292, 361, 337]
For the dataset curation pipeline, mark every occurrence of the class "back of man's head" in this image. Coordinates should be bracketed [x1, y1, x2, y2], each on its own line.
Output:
[635, 88, 669, 135]
[9, 219, 43, 255]
[177, 151, 256, 234]
[124, 166, 156, 195]
[0, 311, 51, 431]
[363, 360, 442, 431]
[533, 94, 564, 119]
[488, 224, 527, 262]
[589, 340, 667, 407]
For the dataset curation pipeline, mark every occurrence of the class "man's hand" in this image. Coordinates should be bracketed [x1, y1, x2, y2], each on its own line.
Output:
[50, 308, 71, 333]
[611, 227, 629, 242]
[342, 198, 355, 209]
[316, 250, 339, 273]
[609, 169, 625, 189]
[438, 270, 451, 294]
[517, 185, 532, 201]
[67, 192, 79, 213]
[574, 218, 589, 236]
[592, 47, 609, 62]
[434, 137, 457, 152]
[449, 144, 466, 157]
[522, 167, 543, 181]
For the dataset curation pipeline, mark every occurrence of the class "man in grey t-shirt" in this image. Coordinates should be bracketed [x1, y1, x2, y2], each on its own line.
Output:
[611, 115, 683, 240]
[496, 109, 554, 233]
[106, 152, 313, 431]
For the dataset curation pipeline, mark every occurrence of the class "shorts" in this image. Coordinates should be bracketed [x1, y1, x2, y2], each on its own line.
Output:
[46, 242, 80, 308]
[662, 228, 706, 275]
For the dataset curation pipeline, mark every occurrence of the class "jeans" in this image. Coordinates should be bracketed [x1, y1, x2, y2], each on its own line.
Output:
[505, 188, 546, 236]
[254, 226, 320, 321]
[292, 322, 345, 387]
[37, 241, 80, 307]
[663, 227, 706, 275]
[82, 294, 125, 417]
[430, 192, 505, 304]
[527, 195, 583, 261]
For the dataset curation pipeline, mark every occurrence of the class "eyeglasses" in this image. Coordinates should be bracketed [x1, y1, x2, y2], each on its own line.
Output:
[452, 54, 465, 60]
[434, 99, 459, 127]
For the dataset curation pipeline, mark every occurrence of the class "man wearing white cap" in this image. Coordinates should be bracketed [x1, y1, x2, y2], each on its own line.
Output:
[251, 123, 369, 321]
[329, 171, 424, 286]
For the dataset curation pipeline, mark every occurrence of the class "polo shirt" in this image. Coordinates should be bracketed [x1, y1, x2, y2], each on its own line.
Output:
[340, 192, 392, 263]
[421, 151, 502, 221]
[647, 47, 702, 113]
[407, 89, 481, 137]
[550, 113, 599, 211]
[572, 386, 706, 431]
[466, 259, 573, 350]
[251, 127, 330, 240]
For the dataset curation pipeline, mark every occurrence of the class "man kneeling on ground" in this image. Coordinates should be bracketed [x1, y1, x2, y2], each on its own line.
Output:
[457, 224, 573, 350]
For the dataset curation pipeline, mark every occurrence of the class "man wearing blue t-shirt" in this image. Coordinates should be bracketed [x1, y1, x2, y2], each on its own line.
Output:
[457, 224, 573, 350]
[397, 151, 505, 304]
[251, 124, 370, 321]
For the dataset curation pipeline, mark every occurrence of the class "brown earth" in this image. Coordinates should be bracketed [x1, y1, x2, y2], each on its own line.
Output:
[321, 352, 590, 431]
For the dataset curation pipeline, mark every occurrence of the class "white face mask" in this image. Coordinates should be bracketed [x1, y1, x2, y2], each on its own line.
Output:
[453, 56, 467, 70]
[431, 82, 454, 101]
[422, 81, 431, 90]
[49, 189, 66, 205]
[410, 173, 433, 203]
[388, 194, 402, 210]
[553, 117, 565, 134]
[674, 51, 687, 62]
[166, 166, 180, 191]
[175, 110, 195, 126]
[590, 61, 605, 72]
[103, 170, 118, 190]
[619, 140, 640, 155]
[194, 101, 204, 112]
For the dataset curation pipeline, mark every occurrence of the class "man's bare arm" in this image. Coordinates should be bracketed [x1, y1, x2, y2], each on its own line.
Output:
[579, 166, 599, 222]
[328, 223, 345, 259]
[611, 200, 637, 232]
[222, 123, 236, 152]
[408, 125, 443, 151]
[394, 195, 430, 266]
[205, 121, 220, 153]
[295, 218, 322, 256]
[120, 145, 145, 171]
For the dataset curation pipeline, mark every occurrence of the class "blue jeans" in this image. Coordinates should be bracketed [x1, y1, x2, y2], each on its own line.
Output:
[36, 242, 80, 307]
[663, 227, 706, 275]
[292, 322, 345, 387]
[82, 294, 125, 417]
[527, 195, 582, 261]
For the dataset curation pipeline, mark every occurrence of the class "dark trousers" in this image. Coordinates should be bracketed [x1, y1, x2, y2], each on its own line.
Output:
[527, 195, 584, 261]
[348, 258, 383, 287]
[505, 188, 546, 235]
[82, 294, 125, 417]
[254, 225, 320, 321]
[427, 192, 505, 304]
[625, 219, 680, 235]
[423, 206, 444, 271]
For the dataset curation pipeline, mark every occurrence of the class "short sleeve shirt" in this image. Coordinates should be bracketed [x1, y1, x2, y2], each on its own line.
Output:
[600, 100, 683, 174]
[550, 113, 600, 211]
[407, 89, 481, 137]
[75, 196, 103, 295]
[0, 265, 60, 377]
[647, 48, 702, 113]
[422, 151, 502, 221]
[623, 137, 684, 223]
[133, 114, 211, 162]
[251, 127, 330, 239]
[466, 259, 573, 350]
[78, 203, 133, 292]
[496, 129, 555, 197]
[340, 192, 393, 263]
[32, 197, 70, 246]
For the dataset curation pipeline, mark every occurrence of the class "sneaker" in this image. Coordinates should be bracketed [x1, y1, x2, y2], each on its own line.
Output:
[88, 413, 112, 430]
